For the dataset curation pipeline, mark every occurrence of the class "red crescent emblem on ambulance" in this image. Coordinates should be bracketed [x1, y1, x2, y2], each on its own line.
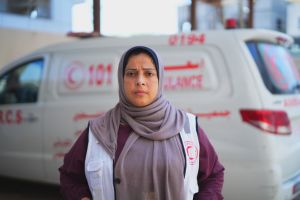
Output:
[64, 61, 85, 90]
[184, 141, 199, 165]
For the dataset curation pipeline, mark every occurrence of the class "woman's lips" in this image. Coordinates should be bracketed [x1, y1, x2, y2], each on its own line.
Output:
[135, 90, 147, 96]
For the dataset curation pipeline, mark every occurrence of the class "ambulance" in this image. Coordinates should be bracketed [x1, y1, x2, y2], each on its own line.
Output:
[0, 29, 300, 200]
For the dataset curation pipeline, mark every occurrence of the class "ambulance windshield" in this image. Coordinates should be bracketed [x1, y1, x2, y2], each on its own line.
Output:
[247, 41, 300, 94]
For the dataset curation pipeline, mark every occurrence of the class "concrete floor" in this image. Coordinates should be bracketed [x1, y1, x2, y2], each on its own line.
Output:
[0, 176, 62, 200]
[0, 176, 300, 200]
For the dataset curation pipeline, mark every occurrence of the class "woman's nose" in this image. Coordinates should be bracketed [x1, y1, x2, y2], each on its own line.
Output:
[136, 74, 145, 86]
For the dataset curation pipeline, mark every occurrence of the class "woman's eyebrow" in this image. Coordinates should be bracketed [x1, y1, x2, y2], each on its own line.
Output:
[143, 68, 156, 70]
[125, 68, 137, 71]
[125, 67, 156, 71]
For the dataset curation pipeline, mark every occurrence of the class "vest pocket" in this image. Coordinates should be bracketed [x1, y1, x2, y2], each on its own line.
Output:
[86, 160, 103, 190]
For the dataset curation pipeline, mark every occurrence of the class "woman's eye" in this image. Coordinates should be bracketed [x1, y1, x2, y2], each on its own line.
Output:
[126, 71, 136, 77]
[146, 72, 155, 77]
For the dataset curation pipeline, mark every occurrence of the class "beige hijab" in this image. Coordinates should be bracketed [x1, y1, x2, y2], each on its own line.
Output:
[90, 46, 187, 199]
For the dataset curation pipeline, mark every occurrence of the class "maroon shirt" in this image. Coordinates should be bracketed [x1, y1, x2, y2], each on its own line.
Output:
[59, 125, 224, 200]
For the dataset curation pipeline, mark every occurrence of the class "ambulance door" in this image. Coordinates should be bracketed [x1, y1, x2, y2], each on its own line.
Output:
[0, 57, 46, 181]
[43, 50, 119, 183]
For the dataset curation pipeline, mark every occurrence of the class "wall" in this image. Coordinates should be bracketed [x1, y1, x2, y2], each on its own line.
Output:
[0, 0, 82, 33]
[287, 3, 300, 37]
[0, 27, 76, 68]
[254, 0, 286, 32]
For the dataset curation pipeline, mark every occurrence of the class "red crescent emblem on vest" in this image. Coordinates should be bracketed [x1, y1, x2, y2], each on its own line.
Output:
[184, 141, 199, 165]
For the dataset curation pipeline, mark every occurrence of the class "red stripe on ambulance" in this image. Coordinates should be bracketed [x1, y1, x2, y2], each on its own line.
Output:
[195, 111, 230, 119]
[73, 112, 104, 121]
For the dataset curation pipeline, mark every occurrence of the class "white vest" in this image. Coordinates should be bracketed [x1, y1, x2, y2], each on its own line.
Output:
[85, 113, 200, 200]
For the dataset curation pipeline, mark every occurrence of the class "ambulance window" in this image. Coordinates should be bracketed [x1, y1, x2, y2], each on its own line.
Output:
[247, 42, 300, 94]
[0, 59, 44, 104]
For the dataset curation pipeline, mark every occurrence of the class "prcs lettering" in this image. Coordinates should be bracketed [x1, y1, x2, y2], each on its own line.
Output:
[0, 109, 23, 124]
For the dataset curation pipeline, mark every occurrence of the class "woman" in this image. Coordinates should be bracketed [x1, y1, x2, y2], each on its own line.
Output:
[59, 46, 225, 200]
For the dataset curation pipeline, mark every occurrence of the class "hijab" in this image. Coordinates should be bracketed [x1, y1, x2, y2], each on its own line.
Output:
[90, 46, 187, 199]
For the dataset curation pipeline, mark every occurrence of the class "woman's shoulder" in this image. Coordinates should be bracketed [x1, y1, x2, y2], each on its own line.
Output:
[89, 113, 107, 128]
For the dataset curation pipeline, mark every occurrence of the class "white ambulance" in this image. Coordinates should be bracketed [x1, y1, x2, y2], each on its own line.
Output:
[0, 29, 300, 200]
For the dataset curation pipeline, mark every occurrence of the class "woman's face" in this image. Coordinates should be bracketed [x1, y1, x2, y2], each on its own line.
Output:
[124, 53, 159, 107]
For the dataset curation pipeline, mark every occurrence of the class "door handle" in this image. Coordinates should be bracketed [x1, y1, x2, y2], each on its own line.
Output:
[23, 113, 39, 123]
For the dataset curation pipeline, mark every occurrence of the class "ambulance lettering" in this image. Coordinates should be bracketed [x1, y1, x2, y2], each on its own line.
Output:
[54, 152, 65, 159]
[164, 60, 204, 71]
[284, 97, 300, 107]
[168, 33, 205, 46]
[53, 138, 72, 148]
[164, 75, 202, 90]
[0, 109, 23, 125]
[163, 60, 205, 90]
[88, 64, 112, 86]
[64, 61, 112, 90]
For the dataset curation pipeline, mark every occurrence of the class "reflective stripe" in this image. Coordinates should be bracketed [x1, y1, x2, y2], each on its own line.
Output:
[180, 113, 200, 199]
